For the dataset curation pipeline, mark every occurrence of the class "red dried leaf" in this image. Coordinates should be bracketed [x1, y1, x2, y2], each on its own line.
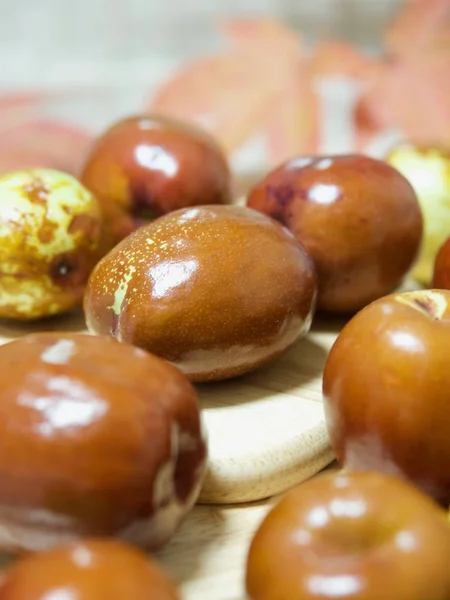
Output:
[265, 62, 320, 164]
[0, 149, 59, 173]
[149, 53, 292, 154]
[385, 0, 450, 54]
[0, 118, 93, 175]
[0, 92, 47, 131]
[381, 55, 450, 145]
[354, 51, 450, 150]
[310, 41, 373, 79]
[352, 62, 394, 151]
[0, 92, 45, 108]
[147, 18, 304, 155]
[220, 17, 301, 58]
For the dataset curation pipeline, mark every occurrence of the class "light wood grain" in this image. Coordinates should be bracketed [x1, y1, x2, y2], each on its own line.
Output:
[197, 326, 337, 503]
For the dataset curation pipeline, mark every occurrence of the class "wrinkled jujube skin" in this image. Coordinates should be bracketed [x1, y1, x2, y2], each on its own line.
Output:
[84, 205, 317, 382]
[247, 154, 423, 314]
[0, 539, 180, 600]
[0, 332, 207, 554]
[323, 290, 450, 507]
[433, 237, 450, 289]
[246, 470, 450, 600]
[80, 114, 232, 249]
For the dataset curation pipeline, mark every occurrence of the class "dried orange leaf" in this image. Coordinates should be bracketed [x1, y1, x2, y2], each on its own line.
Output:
[220, 17, 301, 58]
[381, 55, 450, 145]
[148, 47, 300, 155]
[354, 52, 450, 149]
[352, 62, 394, 151]
[0, 92, 45, 108]
[385, 0, 450, 54]
[265, 62, 320, 164]
[148, 18, 305, 155]
[353, 95, 388, 152]
[0, 92, 47, 131]
[310, 41, 373, 79]
[0, 119, 93, 175]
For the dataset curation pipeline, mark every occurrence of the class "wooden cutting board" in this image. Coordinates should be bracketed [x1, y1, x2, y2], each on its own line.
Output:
[0, 310, 337, 504]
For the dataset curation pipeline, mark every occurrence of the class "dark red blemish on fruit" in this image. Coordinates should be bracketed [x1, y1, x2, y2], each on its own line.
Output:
[49, 252, 87, 289]
[129, 182, 161, 222]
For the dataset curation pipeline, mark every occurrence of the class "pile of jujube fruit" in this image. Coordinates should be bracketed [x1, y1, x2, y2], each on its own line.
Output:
[0, 111, 448, 600]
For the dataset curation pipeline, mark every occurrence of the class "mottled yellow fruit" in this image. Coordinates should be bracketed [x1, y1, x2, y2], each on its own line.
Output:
[0, 168, 102, 320]
[387, 145, 450, 286]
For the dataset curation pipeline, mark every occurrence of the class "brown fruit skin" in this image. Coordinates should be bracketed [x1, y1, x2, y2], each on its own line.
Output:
[247, 154, 423, 314]
[84, 205, 317, 382]
[80, 114, 232, 249]
[246, 470, 450, 600]
[0, 332, 207, 554]
[0, 539, 180, 600]
[433, 237, 450, 288]
[323, 290, 450, 507]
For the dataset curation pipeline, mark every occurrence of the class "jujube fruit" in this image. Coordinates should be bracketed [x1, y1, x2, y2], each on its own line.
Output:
[246, 470, 450, 600]
[0, 332, 206, 553]
[323, 289, 450, 507]
[0, 539, 180, 599]
[84, 205, 317, 381]
[0, 169, 101, 320]
[247, 154, 423, 313]
[80, 114, 232, 248]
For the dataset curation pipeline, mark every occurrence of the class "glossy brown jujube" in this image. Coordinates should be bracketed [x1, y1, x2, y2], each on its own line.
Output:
[0, 332, 207, 553]
[246, 470, 450, 600]
[80, 114, 232, 248]
[247, 154, 423, 313]
[323, 289, 450, 507]
[84, 205, 317, 382]
[0, 539, 180, 600]
[433, 237, 450, 289]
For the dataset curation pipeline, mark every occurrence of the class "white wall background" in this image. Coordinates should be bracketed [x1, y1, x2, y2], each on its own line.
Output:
[0, 0, 402, 87]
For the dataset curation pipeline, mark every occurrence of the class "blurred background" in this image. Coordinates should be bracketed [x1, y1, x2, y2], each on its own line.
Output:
[0, 0, 448, 175]
[0, 0, 401, 87]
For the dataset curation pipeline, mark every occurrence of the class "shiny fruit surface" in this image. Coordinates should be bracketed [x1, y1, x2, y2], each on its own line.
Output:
[247, 154, 423, 313]
[0, 332, 206, 553]
[0, 169, 101, 320]
[0, 539, 180, 599]
[387, 144, 450, 285]
[84, 205, 317, 381]
[433, 237, 450, 289]
[80, 114, 232, 248]
[246, 470, 450, 600]
[323, 289, 450, 506]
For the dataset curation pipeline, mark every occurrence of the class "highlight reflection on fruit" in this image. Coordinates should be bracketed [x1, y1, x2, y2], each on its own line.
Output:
[246, 470, 450, 600]
[247, 154, 423, 314]
[323, 289, 450, 507]
[84, 205, 317, 382]
[80, 114, 232, 249]
[387, 144, 450, 286]
[0, 539, 180, 600]
[0, 332, 207, 553]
